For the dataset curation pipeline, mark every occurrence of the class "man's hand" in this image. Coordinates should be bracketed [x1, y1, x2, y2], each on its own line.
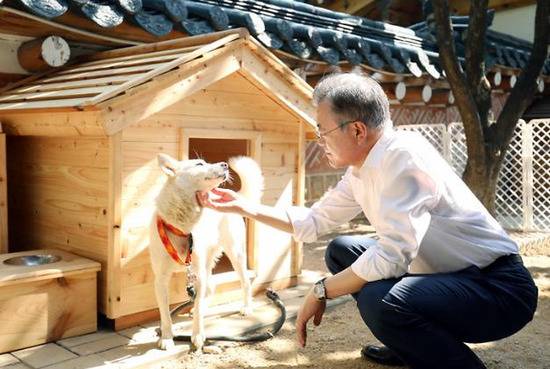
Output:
[296, 288, 326, 348]
[196, 188, 248, 214]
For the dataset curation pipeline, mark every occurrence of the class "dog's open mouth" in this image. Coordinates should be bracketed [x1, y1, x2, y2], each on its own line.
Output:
[205, 170, 229, 181]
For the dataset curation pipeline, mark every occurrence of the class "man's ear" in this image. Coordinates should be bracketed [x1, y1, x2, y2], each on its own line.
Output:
[353, 121, 368, 140]
[157, 153, 179, 177]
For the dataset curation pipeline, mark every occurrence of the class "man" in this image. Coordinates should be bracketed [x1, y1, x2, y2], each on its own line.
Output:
[197, 73, 538, 369]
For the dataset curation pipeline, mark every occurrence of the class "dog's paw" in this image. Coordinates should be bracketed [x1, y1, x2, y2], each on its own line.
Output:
[240, 305, 253, 316]
[157, 338, 175, 351]
[191, 333, 206, 352]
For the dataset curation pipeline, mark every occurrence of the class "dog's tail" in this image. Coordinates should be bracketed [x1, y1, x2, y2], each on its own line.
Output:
[229, 156, 263, 203]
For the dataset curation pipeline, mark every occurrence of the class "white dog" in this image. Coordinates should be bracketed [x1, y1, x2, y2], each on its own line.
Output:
[149, 153, 263, 351]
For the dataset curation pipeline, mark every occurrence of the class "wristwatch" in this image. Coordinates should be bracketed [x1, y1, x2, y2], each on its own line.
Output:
[313, 277, 328, 301]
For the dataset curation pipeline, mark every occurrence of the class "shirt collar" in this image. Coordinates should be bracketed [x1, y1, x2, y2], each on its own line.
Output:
[353, 123, 395, 175]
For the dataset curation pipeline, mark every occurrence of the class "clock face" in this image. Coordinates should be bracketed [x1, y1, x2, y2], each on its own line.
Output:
[41, 36, 70, 67]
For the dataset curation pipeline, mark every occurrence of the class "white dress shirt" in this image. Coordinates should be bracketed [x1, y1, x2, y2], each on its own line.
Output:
[288, 127, 518, 282]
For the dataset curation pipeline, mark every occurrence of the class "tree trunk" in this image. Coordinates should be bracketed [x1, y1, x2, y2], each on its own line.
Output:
[462, 144, 506, 215]
[431, 0, 549, 216]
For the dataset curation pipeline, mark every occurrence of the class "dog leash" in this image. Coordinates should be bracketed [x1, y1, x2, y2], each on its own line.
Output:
[170, 287, 286, 343]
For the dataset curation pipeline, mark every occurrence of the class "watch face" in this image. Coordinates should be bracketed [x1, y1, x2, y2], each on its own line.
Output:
[314, 282, 324, 299]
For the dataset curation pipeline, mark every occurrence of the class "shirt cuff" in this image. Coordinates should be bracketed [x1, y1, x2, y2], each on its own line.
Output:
[350, 245, 406, 282]
[286, 206, 318, 243]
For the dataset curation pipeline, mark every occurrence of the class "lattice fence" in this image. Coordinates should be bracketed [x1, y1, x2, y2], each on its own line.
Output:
[305, 121, 550, 231]
[400, 121, 549, 231]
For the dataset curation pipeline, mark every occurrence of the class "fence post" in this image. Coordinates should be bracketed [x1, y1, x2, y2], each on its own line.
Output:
[443, 123, 452, 162]
[521, 120, 534, 231]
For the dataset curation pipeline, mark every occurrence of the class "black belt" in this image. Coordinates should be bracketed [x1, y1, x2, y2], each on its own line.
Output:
[488, 253, 523, 269]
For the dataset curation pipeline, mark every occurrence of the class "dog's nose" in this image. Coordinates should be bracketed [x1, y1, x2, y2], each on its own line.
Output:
[220, 162, 228, 169]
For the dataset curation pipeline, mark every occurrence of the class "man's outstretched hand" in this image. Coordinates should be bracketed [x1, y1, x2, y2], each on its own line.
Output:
[196, 188, 247, 215]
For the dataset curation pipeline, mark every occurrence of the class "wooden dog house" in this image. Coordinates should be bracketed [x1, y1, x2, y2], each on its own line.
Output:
[0, 29, 315, 328]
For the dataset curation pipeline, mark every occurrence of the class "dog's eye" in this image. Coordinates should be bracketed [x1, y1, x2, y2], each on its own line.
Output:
[196, 163, 204, 166]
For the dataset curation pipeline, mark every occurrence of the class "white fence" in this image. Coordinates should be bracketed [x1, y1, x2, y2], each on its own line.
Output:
[305, 120, 550, 232]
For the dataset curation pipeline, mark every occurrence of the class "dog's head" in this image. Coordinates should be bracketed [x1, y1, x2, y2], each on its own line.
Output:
[157, 153, 229, 192]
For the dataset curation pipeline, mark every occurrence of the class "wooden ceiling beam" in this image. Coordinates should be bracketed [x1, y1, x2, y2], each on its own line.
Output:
[449, 0, 536, 15]
[325, 0, 377, 15]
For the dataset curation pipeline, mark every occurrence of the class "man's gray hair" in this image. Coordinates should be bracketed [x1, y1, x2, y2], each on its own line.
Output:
[312, 73, 390, 130]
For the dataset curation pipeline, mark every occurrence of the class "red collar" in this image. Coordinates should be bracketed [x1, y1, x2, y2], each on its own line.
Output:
[156, 215, 193, 265]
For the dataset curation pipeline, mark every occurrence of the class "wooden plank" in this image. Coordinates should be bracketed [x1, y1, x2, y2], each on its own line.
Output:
[107, 132, 123, 318]
[11, 75, 135, 94]
[98, 44, 244, 135]
[261, 143, 298, 167]
[67, 45, 203, 71]
[0, 271, 98, 352]
[122, 141, 178, 169]
[41, 63, 166, 84]
[164, 89, 298, 121]
[0, 85, 118, 103]
[0, 111, 105, 136]
[84, 34, 242, 107]
[293, 122, 306, 276]
[0, 97, 91, 111]
[7, 136, 109, 168]
[0, 133, 6, 253]
[122, 124, 179, 142]
[326, 0, 375, 14]
[205, 72, 264, 95]
[8, 217, 108, 262]
[0, 249, 100, 284]
[83, 28, 249, 62]
[10, 181, 109, 219]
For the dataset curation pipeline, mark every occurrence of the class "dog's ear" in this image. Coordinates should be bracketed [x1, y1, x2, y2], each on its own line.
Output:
[157, 153, 179, 177]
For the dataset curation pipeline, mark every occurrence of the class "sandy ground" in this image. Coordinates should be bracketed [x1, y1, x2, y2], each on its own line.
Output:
[160, 222, 550, 369]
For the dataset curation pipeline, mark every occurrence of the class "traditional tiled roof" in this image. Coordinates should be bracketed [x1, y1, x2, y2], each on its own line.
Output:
[9, 0, 550, 77]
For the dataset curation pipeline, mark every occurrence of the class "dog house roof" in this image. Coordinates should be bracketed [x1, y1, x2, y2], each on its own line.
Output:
[0, 28, 315, 135]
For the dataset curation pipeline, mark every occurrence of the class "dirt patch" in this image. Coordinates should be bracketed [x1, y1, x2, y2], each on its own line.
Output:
[160, 222, 550, 369]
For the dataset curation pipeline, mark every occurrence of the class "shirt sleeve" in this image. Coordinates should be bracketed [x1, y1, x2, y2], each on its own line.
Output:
[286, 170, 362, 243]
[351, 149, 440, 281]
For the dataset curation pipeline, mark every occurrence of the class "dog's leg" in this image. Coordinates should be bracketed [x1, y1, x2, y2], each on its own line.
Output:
[191, 266, 208, 351]
[225, 247, 253, 316]
[154, 272, 175, 350]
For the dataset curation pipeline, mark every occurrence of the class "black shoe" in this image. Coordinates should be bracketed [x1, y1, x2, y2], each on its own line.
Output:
[361, 344, 405, 366]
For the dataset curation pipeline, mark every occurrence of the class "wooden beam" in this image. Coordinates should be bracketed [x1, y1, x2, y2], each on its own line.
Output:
[106, 131, 122, 317]
[0, 132, 6, 253]
[326, 0, 377, 15]
[0, 72, 27, 89]
[0, 6, 139, 47]
[17, 36, 71, 73]
[81, 28, 249, 63]
[449, 0, 536, 15]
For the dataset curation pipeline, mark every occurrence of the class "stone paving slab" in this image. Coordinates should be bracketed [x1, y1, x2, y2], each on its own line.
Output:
[12, 344, 78, 369]
[0, 353, 19, 367]
[69, 335, 131, 356]
[42, 354, 118, 369]
[57, 330, 120, 349]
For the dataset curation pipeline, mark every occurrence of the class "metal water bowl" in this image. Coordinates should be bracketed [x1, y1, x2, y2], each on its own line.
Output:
[3, 254, 61, 266]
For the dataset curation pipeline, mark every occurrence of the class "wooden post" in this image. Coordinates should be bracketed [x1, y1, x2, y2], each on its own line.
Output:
[0, 124, 6, 253]
[17, 36, 70, 73]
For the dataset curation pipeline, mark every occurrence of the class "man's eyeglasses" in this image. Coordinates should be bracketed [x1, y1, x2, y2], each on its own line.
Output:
[315, 120, 356, 140]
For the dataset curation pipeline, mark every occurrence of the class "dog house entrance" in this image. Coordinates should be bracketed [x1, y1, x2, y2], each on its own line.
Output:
[188, 138, 250, 275]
